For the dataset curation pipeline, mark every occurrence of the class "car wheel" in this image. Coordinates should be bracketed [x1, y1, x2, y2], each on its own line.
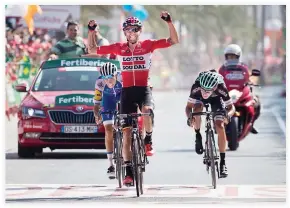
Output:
[35, 148, 43, 154]
[18, 143, 36, 158]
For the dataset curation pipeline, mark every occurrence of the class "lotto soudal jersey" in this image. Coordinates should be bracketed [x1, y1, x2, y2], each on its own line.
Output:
[188, 72, 232, 106]
[96, 39, 172, 87]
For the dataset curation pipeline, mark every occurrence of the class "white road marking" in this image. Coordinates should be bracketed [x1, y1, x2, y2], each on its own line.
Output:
[270, 107, 286, 137]
[6, 184, 286, 200]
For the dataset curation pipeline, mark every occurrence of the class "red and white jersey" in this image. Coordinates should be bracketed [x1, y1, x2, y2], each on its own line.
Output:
[96, 39, 172, 87]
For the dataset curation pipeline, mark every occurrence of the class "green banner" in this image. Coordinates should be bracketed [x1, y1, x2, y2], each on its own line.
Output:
[17, 56, 32, 79]
[18, 63, 31, 79]
[55, 94, 94, 106]
[42, 58, 121, 69]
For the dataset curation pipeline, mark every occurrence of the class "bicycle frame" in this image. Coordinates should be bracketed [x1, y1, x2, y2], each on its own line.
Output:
[118, 111, 152, 197]
[190, 104, 225, 189]
[100, 109, 124, 188]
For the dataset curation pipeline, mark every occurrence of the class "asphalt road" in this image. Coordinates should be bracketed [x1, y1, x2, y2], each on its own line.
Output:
[5, 85, 286, 204]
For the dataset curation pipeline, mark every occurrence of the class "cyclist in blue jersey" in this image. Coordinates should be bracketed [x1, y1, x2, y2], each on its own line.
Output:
[93, 62, 122, 178]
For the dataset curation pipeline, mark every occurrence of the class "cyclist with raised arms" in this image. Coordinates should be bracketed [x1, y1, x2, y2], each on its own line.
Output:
[93, 62, 122, 179]
[185, 70, 236, 178]
[84, 11, 179, 185]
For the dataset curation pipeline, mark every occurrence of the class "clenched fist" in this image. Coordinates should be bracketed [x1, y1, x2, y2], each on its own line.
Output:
[160, 11, 172, 23]
[88, 20, 98, 31]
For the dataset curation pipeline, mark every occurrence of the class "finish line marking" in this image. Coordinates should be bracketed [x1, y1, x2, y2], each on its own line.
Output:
[6, 184, 286, 200]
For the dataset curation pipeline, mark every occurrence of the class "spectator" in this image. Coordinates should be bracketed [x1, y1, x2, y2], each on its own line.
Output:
[5, 24, 56, 119]
[49, 21, 87, 59]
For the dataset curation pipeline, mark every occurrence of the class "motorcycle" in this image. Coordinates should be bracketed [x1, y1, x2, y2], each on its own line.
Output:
[220, 67, 260, 151]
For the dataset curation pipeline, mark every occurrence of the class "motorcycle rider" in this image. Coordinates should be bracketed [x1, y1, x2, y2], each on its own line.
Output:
[218, 44, 260, 134]
[185, 70, 236, 177]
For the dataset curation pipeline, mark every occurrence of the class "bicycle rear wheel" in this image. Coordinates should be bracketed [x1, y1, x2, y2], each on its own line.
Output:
[208, 130, 217, 189]
[115, 130, 123, 188]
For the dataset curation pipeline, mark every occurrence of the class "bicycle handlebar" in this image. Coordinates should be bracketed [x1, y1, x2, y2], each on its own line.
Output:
[99, 111, 152, 118]
[190, 110, 227, 118]
[118, 112, 152, 119]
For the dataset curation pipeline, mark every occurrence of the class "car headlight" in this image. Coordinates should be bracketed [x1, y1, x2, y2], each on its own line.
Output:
[22, 107, 46, 118]
[229, 89, 243, 104]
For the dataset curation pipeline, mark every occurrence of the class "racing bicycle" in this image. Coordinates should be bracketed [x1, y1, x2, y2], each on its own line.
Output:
[100, 103, 125, 188]
[190, 103, 227, 189]
[118, 104, 152, 197]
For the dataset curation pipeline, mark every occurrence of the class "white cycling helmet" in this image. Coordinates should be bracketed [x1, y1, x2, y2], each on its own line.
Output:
[100, 62, 117, 77]
[224, 44, 242, 58]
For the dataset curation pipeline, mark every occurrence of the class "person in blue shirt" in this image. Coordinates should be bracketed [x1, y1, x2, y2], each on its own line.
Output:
[93, 62, 122, 178]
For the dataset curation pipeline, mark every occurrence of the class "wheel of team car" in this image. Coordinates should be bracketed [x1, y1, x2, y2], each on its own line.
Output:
[18, 143, 36, 158]
[35, 148, 43, 154]
[226, 118, 239, 151]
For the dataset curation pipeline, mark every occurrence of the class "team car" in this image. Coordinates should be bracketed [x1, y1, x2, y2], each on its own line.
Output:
[15, 57, 120, 158]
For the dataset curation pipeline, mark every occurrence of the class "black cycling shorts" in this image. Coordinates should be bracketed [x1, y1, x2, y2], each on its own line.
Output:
[192, 96, 225, 121]
[120, 86, 153, 128]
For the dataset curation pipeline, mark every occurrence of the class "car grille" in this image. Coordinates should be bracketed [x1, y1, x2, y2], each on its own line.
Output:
[39, 132, 105, 143]
[49, 111, 95, 124]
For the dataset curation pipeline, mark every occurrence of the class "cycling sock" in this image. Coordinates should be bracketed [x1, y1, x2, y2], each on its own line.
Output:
[107, 151, 113, 166]
[145, 131, 152, 143]
[146, 131, 152, 137]
[124, 161, 132, 176]
[220, 153, 225, 163]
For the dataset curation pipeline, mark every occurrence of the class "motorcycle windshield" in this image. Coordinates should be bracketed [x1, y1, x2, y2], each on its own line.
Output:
[222, 60, 249, 90]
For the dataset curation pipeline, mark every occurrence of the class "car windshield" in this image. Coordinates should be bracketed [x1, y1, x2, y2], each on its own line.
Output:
[32, 67, 100, 91]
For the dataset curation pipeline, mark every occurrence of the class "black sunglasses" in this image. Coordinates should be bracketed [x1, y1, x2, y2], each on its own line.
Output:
[123, 27, 140, 33]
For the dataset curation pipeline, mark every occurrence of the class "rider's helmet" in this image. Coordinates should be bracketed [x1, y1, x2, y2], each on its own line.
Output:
[199, 71, 221, 91]
[122, 17, 142, 30]
[100, 62, 117, 78]
[224, 44, 242, 60]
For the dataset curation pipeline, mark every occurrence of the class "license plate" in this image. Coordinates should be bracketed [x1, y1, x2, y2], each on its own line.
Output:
[61, 126, 98, 133]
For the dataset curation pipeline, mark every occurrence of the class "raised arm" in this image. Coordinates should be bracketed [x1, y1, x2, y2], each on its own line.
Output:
[87, 20, 98, 54]
[161, 11, 179, 45]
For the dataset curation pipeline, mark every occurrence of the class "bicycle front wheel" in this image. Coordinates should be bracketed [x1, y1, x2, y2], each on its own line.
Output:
[115, 130, 123, 188]
[132, 132, 141, 197]
[208, 130, 217, 189]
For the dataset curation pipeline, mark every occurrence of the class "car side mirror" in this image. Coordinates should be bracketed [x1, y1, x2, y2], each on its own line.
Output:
[15, 83, 28, 92]
[251, 69, 260, 76]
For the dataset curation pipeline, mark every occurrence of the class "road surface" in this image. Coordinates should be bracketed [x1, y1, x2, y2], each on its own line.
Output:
[5, 85, 286, 204]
